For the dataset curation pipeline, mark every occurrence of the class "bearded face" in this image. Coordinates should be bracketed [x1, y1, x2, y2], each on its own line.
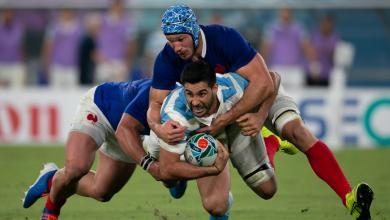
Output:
[184, 81, 217, 117]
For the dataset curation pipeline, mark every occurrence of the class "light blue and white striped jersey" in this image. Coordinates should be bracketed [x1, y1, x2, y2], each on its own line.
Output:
[159, 72, 248, 154]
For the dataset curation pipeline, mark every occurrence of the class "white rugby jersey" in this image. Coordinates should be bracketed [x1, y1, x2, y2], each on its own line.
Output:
[158, 72, 249, 154]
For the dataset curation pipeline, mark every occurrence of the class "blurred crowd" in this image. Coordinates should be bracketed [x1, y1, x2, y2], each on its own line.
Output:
[0, 2, 344, 89]
[261, 8, 340, 87]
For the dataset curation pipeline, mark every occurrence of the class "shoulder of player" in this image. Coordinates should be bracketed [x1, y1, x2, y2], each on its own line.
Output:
[201, 24, 237, 40]
[216, 72, 248, 93]
[202, 24, 244, 51]
[216, 72, 245, 83]
[201, 24, 235, 33]
[162, 88, 186, 110]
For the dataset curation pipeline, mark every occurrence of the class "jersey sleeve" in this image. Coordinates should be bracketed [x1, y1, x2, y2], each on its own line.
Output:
[124, 86, 149, 130]
[152, 45, 181, 90]
[221, 27, 257, 72]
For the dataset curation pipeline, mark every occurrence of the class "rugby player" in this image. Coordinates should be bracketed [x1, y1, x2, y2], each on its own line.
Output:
[148, 4, 373, 219]
[150, 60, 282, 219]
[22, 79, 228, 220]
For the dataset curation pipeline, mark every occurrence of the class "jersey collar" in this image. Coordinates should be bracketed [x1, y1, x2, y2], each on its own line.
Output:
[200, 28, 207, 58]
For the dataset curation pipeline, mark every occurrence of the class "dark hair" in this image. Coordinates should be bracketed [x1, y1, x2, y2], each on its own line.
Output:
[180, 60, 216, 87]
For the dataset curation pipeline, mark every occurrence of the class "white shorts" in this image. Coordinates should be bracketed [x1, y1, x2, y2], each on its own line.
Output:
[69, 86, 137, 164]
[266, 85, 301, 135]
[225, 124, 274, 187]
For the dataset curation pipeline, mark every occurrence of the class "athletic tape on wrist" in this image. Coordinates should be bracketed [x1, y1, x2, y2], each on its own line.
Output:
[140, 154, 155, 171]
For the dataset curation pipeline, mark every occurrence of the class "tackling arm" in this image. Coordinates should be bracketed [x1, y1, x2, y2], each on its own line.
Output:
[116, 113, 160, 180]
[158, 140, 229, 181]
[147, 87, 186, 144]
[255, 71, 281, 119]
[147, 87, 169, 133]
[209, 54, 275, 133]
[236, 71, 281, 136]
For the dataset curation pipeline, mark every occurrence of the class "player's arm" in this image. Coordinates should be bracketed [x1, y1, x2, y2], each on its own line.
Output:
[200, 53, 275, 135]
[223, 28, 276, 125]
[197, 28, 275, 135]
[255, 71, 281, 118]
[116, 113, 161, 181]
[237, 71, 281, 136]
[147, 87, 186, 144]
[158, 140, 229, 181]
[228, 53, 274, 122]
[157, 105, 229, 180]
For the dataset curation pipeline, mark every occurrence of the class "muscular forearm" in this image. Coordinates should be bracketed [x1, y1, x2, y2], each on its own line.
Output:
[225, 79, 274, 125]
[160, 161, 218, 181]
[147, 102, 162, 133]
[117, 114, 162, 180]
[256, 71, 281, 119]
[148, 88, 171, 133]
[117, 130, 144, 163]
[116, 115, 147, 164]
[159, 149, 219, 181]
[255, 89, 275, 121]
[222, 54, 275, 125]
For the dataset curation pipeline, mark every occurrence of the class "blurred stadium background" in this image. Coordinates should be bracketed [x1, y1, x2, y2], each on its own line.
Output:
[0, 0, 389, 219]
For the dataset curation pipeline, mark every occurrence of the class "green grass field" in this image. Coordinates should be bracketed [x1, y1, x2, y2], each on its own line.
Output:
[0, 147, 389, 220]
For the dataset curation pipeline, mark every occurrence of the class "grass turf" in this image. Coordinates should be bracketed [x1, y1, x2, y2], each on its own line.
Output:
[0, 146, 389, 219]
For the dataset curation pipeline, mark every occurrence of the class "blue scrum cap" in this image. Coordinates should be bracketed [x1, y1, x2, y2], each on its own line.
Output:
[161, 4, 200, 48]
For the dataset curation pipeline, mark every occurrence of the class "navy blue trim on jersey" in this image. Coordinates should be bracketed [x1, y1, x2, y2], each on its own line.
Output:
[152, 24, 257, 91]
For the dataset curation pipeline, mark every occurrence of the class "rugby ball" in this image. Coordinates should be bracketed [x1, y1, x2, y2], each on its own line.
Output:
[184, 133, 218, 167]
